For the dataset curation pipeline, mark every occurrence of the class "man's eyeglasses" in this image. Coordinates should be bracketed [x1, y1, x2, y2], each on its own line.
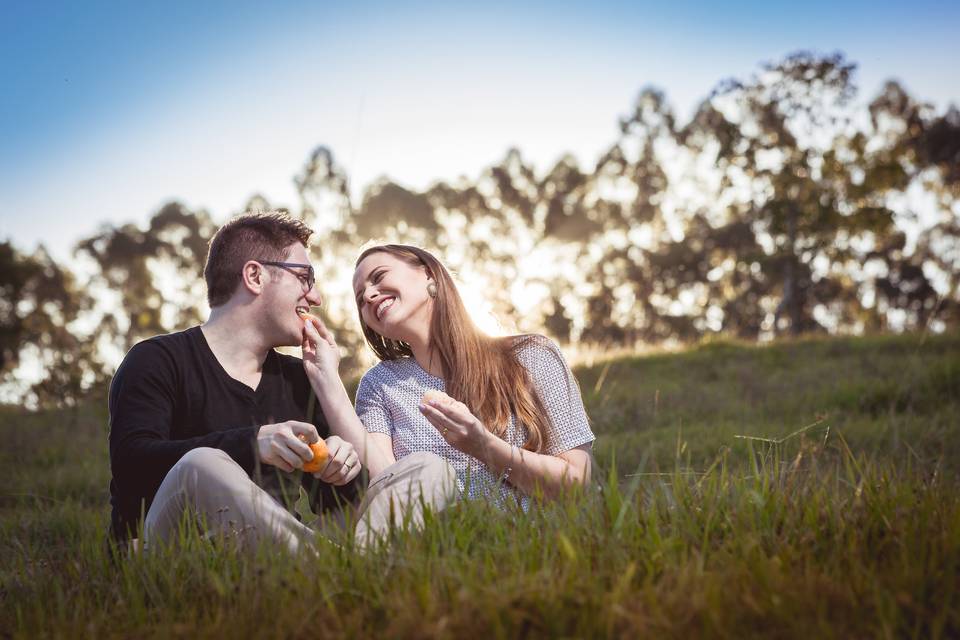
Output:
[257, 261, 315, 291]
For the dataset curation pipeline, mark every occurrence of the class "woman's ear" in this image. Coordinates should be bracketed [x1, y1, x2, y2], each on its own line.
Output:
[423, 266, 438, 297]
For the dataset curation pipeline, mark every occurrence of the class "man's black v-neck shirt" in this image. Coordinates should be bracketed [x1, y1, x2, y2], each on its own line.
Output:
[108, 326, 358, 541]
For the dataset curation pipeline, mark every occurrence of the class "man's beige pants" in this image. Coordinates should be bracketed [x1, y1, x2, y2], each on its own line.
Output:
[142, 447, 457, 553]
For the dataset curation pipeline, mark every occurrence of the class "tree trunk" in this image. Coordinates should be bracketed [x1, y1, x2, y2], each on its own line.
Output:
[775, 205, 799, 336]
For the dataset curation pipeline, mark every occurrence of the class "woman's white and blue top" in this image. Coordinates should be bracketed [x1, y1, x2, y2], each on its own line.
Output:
[355, 335, 595, 509]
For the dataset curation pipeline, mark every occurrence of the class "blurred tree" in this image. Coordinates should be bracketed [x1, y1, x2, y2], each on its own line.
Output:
[540, 155, 596, 241]
[75, 202, 216, 354]
[0, 242, 104, 408]
[682, 52, 918, 336]
[866, 82, 960, 329]
[617, 87, 674, 231]
[9, 52, 960, 410]
[866, 231, 941, 331]
[869, 82, 960, 194]
[356, 180, 437, 238]
[295, 145, 353, 236]
[565, 88, 688, 343]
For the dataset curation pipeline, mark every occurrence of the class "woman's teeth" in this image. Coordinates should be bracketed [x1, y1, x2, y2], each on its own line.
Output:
[377, 298, 395, 319]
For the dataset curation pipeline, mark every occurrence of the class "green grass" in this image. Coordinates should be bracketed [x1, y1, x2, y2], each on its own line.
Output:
[2, 331, 959, 638]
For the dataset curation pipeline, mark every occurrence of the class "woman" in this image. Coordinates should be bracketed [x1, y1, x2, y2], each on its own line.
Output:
[350, 244, 595, 509]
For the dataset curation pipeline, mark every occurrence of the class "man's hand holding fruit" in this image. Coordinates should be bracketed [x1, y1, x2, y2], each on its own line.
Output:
[256, 421, 361, 485]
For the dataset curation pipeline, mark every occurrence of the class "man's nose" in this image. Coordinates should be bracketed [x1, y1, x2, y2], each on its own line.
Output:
[305, 286, 322, 307]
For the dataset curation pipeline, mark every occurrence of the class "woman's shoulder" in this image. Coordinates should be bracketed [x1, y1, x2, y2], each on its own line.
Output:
[360, 358, 402, 381]
[509, 333, 565, 361]
[357, 358, 421, 389]
[508, 334, 572, 377]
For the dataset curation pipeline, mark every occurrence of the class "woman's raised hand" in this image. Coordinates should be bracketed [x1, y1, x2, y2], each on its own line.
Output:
[301, 312, 341, 382]
[419, 391, 492, 458]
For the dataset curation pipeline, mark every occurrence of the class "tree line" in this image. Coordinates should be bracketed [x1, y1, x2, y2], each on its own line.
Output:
[2, 52, 958, 408]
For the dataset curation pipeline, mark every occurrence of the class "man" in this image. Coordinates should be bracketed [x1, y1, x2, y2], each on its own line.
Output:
[109, 211, 364, 553]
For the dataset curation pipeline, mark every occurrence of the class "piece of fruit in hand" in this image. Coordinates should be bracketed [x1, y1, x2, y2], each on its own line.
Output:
[297, 434, 330, 473]
[297, 308, 321, 328]
[422, 389, 453, 406]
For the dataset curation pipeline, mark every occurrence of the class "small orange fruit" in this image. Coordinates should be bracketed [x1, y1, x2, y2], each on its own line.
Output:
[297, 434, 330, 473]
[297, 309, 322, 328]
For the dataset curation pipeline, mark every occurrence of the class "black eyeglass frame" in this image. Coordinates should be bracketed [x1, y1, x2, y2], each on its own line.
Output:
[257, 261, 315, 291]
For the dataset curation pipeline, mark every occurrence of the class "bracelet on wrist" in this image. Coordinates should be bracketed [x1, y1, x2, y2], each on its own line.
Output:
[502, 444, 522, 482]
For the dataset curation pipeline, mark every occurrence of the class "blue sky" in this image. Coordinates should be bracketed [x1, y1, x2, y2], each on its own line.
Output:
[2, 0, 958, 260]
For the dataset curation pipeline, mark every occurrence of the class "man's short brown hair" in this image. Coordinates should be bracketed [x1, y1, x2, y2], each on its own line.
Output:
[204, 210, 314, 307]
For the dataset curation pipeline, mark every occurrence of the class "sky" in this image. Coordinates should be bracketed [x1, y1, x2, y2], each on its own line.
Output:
[2, 0, 959, 262]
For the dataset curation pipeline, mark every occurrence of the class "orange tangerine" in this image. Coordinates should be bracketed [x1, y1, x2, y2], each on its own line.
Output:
[297, 309, 322, 328]
[297, 434, 330, 473]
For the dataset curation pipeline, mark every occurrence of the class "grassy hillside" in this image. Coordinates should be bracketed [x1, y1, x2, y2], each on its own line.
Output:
[583, 332, 960, 473]
[1, 331, 958, 638]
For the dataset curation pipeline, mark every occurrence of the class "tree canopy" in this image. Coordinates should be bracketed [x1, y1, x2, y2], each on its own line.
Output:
[3, 52, 957, 408]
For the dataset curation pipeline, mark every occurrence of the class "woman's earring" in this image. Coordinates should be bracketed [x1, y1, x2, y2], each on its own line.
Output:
[427, 282, 438, 298]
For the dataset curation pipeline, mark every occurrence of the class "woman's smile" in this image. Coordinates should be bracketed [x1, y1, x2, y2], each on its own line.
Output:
[376, 297, 396, 320]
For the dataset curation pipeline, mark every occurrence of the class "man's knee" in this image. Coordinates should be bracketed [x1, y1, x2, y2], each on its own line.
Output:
[167, 447, 240, 490]
[175, 446, 231, 470]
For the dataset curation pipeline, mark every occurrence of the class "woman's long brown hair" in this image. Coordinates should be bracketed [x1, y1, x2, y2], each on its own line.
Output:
[355, 244, 552, 453]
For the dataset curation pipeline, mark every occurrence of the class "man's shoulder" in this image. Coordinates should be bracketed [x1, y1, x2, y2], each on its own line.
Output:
[145, 325, 201, 346]
[110, 328, 202, 401]
[118, 327, 200, 367]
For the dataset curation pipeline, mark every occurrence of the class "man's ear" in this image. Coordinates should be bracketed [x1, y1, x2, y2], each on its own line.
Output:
[241, 261, 267, 295]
